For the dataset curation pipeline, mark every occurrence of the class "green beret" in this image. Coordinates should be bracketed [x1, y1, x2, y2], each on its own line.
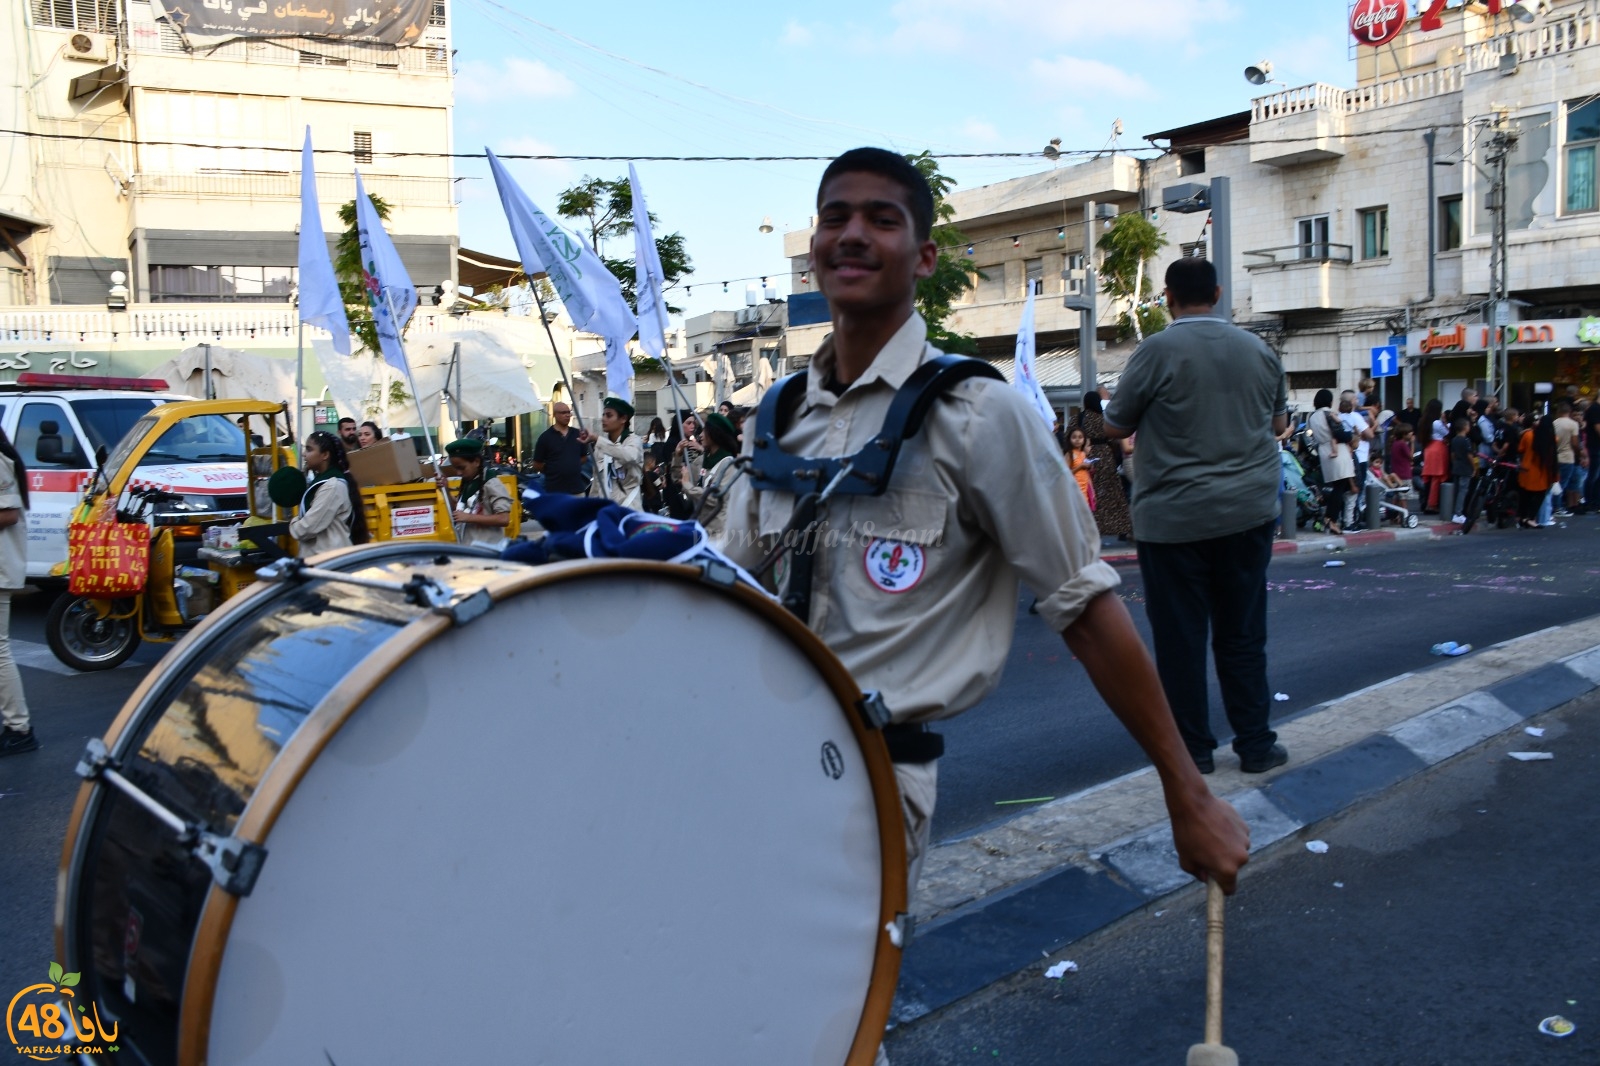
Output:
[603, 396, 635, 420]
[706, 412, 737, 439]
[445, 438, 484, 459]
[267, 465, 308, 508]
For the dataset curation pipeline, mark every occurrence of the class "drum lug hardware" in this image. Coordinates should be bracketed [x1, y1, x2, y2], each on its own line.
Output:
[885, 912, 913, 949]
[856, 690, 892, 730]
[194, 832, 268, 897]
[438, 587, 493, 625]
[696, 558, 738, 588]
[78, 739, 270, 897]
[400, 573, 454, 609]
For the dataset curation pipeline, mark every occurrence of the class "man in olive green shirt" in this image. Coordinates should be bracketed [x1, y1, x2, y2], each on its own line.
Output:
[1105, 257, 1289, 776]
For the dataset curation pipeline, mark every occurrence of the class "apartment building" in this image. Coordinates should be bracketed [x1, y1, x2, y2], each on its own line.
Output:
[781, 0, 1600, 413]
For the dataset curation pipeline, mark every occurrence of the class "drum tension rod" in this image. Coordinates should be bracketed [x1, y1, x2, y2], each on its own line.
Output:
[76, 738, 269, 897]
[256, 558, 494, 625]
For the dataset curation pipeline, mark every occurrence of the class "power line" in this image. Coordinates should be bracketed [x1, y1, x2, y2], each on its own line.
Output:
[0, 120, 1486, 161]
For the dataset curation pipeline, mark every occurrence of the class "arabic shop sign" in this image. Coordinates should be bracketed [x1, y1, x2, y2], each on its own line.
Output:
[1407, 318, 1600, 358]
[152, 0, 431, 50]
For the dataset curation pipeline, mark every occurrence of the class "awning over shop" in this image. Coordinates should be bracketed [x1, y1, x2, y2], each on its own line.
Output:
[458, 247, 541, 292]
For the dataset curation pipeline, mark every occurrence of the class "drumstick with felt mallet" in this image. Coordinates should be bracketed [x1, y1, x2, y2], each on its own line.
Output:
[1187, 879, 1239, 1066]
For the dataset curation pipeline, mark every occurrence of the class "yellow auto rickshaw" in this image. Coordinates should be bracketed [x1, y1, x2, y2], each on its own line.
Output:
[45, 401, 507, 671]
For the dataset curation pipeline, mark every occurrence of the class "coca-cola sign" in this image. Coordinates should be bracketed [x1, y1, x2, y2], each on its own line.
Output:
[1350, 0, 1408, 46]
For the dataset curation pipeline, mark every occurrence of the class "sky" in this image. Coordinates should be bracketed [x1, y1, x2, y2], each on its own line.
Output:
[446, 0, 1359, 325]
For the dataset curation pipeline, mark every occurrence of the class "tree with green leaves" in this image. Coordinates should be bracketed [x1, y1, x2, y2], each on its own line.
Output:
[555, 176, 692, 313]
[904, 151, 981, 356]
[334, 194, 394, 357]
[1097, 212, 1169, 341]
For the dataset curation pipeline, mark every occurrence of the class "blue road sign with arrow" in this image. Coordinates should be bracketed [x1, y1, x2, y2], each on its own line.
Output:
[1371, 345, 1399, 379]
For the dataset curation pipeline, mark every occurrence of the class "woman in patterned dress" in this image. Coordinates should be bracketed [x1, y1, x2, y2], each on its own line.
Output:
[1078, 391, 1131, 538]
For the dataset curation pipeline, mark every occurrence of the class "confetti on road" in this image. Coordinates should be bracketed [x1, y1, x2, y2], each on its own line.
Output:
[1044, 961, 1078, 979]
[1306, 840, 1330, 854]
[1274, 692, 1290, 701]
[1525, 726, 1546, 737]
[1508, 751, 1554, 761]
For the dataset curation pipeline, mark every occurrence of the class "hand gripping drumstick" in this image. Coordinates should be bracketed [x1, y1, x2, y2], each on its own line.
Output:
[1186, 879, 1239, 1066]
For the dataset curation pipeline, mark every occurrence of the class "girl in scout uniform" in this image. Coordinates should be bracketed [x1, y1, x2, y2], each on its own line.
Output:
[681, 412, 741, 537]
[286, 431, 369, 557]
[437, 437, 513, 546]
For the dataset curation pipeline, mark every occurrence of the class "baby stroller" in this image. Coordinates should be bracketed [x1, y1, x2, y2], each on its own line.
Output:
[1364, 471, 1420, 528]
[1281, 447, 1330, 532]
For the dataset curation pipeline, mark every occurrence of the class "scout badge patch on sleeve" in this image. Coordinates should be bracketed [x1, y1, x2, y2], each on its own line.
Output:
[863, 538, 925, 593]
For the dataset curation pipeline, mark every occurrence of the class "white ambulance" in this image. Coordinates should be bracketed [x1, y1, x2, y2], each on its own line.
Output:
[0, 373, 252, 579]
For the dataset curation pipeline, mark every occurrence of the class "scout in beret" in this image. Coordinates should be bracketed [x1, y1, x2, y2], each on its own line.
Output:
[578, 397, 644, 508]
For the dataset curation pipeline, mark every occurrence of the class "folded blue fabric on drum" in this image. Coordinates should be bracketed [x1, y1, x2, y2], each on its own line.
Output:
[501, 492, 700, 564]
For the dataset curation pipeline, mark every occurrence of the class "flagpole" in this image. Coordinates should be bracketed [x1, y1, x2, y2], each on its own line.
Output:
[383, 288, 459, 542]
[295, 320, 305, 449]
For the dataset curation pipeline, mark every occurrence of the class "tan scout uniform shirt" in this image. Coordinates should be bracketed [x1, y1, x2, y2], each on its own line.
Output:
[593, 431, 644, 509]
[291, 475, 354, 559]
[715, 312, 1119, 726]
[455, 474, 513, 547]
[684, 453, 738, 539]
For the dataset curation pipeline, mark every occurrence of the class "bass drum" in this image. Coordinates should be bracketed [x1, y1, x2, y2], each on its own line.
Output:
[57, 542, 906, 1066]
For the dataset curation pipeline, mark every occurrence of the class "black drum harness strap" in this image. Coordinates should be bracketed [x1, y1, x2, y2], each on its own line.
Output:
[741, 354, 1004, 764]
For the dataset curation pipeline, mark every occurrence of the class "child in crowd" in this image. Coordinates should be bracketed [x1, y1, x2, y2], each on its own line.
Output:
[1389, 422, 1416, 491]
[1064, 426, 1096, 511]
[1449, 417, 1475, 522]
[1367, 456, 1404, 489]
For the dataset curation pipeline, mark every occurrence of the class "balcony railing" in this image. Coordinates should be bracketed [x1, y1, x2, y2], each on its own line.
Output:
[1243, 244, 1355, 267]
[132, 170, 456, 207]
[0, 305, 484, 344]
[1465, 8, 1600, 73]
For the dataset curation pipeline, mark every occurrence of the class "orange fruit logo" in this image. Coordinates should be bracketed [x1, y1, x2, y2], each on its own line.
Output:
[6, 963, 119, 1061]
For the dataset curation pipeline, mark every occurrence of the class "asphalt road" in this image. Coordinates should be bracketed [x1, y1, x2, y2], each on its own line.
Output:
[3, 520, 1599, 1001]
[935, 520, 1600, 841]
[884, 683, 1600, 1065]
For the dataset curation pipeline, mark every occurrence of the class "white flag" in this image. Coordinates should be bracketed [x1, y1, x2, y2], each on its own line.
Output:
[485, 149, 636, 401]
[629, 164, 670, 363]
[296, 129, 350, 355]
[1013, 286, 1056, 429]
[353, 171, 416, 374]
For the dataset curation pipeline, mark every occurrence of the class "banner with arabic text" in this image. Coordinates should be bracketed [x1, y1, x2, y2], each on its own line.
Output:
[152, 0, 431, 50]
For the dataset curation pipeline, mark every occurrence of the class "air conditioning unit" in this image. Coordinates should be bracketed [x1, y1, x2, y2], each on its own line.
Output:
[65, 33, 112, 62]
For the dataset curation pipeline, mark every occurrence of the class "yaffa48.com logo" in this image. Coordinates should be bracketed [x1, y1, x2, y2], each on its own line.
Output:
[6, 962, 119, 1061]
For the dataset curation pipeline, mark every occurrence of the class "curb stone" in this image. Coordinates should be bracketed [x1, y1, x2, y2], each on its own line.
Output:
[890, 624, 1600, 1028]
[1099, 518, 1462, 566]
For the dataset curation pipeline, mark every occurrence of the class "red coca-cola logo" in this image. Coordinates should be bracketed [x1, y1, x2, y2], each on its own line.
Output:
[1350, 0, 1408, 46]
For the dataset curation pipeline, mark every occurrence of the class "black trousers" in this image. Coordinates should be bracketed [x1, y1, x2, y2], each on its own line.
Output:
[1136, 520, 1278, 760]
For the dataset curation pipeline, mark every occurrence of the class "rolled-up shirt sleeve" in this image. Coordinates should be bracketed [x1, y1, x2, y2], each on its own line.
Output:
[958, 382, 1120, 633]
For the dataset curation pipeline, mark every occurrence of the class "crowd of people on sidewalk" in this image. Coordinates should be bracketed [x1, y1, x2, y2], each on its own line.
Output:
[1302, 381, 1596, 534]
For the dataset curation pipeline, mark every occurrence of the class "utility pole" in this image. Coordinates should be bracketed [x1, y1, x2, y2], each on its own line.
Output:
[1485, 112, 1516, 404]
[1080, 200, 1098, 399]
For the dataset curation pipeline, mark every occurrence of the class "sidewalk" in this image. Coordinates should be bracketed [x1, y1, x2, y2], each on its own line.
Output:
[885, 686, 1600, 1065]
[889, 613, 1600, 1029]
[1099, 514, 1467, 566]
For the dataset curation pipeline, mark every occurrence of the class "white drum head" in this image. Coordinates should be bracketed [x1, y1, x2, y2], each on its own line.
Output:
[205, 570, 890, 1064]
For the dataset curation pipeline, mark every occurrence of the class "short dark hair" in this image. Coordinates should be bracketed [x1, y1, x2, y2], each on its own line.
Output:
[817, 148, 935, 240]
[1165, 257, 1219, 308]
[337, 417, 356, 427]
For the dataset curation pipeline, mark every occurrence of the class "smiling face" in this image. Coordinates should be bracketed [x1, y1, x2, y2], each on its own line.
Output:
[810, 171, 937, 320]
